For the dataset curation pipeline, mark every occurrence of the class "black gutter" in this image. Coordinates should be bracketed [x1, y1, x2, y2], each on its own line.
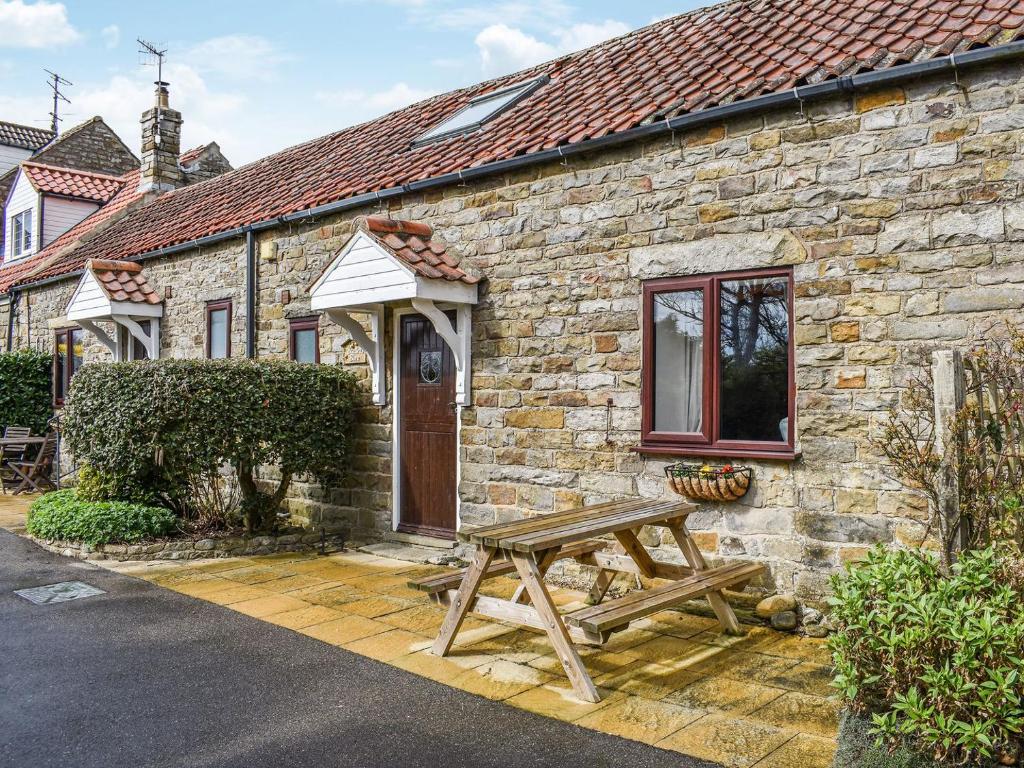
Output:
[245, 228, 256, 358]
[12, 40, 1024, 294]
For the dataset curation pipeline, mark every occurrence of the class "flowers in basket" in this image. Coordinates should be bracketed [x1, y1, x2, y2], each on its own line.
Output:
[664, 462, 751, 501]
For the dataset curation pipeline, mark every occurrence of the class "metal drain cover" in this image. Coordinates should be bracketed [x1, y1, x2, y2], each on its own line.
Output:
[14, 581, 105, 605]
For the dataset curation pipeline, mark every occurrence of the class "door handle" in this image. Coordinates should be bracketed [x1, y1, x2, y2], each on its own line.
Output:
[448, 401, 458, 412]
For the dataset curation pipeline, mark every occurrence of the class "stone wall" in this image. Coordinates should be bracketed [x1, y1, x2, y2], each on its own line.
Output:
[33, 116, 138, 177]
[15, 59, 1024, 601]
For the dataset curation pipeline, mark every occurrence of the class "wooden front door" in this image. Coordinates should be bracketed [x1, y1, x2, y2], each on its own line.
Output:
[398, 312, 457, 538]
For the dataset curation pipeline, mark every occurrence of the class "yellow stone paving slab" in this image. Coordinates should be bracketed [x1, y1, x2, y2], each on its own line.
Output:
[450, 659, 554, 701]
[664, 676, 786, 716]
[623, 635, 707, 665]
[701, 650, 803, 683]
[754, 733, 838, 768]
[263, 605, 346, 630]
[635, 611, 721, 639]
[254, 574, 330, 593]
[655, 713, 795, 767]
[202, 585, 276, 605]
[192, 558, 260, 573]
[299, 615, 391, 646]
[172, 578, 245, 599]
[229, 594, 312, 618]
[749, 692, 841, 737]
[215, 566, 292, 585]
[762, 662, 834, 697]
[297, 584, 364, 608]
[340, 595, 417, 618]
[506, 682, 623, 722]
[757, 635, 833, 666]
[575, 694, 705, 745]
[595, 661, 703, 700]
[392, 650, 485, 682]
[458, 628, 551, 664]
[342, 629, 430, 662]
[338, 573, 417, 593]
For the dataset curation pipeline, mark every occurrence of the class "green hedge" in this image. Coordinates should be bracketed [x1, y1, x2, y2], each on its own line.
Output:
[829, 547, 1024, 765]
[0, 348, 52, 434]
[26, 489, 177, 545]
[62, 359, 361, 531]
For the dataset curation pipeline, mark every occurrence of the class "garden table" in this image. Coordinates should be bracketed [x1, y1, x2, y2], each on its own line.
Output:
[410, 498, 764, 702]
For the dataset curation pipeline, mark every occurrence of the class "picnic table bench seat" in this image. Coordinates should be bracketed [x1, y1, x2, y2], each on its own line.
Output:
[565, 560, 764, 635]
[407, 538, 609, 595]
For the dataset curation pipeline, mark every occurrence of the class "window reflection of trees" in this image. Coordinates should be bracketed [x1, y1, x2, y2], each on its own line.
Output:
[720, 278, 789, 442]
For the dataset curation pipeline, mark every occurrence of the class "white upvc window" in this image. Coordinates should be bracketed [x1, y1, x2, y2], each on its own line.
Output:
[11, 209, 32, 258]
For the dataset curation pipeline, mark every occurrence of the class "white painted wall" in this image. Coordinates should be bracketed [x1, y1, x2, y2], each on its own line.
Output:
[0, 145, 31, 178]
[4, 171, 39, 262]
[42, 196, 97, 246]
[310, 232, 416, 309]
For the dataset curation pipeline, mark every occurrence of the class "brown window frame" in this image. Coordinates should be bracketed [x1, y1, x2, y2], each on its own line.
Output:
[205, 299, 232, 359]
[53, 326, 83, 407]
[289, 316, 320, 363]
[638, 266, 797, 461]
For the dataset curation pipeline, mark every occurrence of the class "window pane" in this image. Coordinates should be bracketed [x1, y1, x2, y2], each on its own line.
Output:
[70, 329, 84, 377]
[209, 309, 228, 358]
[719, 276, 790, 442]
[292, 328, 318, 363]
[652, 289, 704, 433]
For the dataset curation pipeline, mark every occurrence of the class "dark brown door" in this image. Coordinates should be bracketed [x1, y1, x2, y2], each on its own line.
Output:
[399, 312, 457, 538]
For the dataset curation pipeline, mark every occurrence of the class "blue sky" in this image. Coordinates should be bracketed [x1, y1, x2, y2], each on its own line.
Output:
[1, 0, 710, 166]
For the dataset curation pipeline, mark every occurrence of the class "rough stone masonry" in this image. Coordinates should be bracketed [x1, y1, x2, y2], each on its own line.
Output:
[10, 60, 1024, 603]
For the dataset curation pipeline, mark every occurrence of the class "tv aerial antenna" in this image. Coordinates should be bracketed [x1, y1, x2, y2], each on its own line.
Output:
[137, 38, 168, 86]
[44, 69, 72, 134]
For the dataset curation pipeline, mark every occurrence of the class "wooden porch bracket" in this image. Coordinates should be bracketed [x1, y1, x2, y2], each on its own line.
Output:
[326, 306, 385, 405]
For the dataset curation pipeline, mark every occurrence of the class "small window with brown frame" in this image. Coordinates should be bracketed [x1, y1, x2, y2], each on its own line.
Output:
[639, 267, 796, 459]
[206, 299, 232, 359]
[53, 326, 84, 407]
[289, 316, 320, 363]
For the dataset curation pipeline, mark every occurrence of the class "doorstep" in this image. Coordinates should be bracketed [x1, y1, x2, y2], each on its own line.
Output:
[100, 549, 839, 768]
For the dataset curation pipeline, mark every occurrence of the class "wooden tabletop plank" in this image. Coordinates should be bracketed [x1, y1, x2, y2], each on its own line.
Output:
[458, 498, 650, 545]
[506, 503, 695, 553]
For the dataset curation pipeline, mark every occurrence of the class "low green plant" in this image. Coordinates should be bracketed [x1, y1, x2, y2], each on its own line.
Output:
[75, 463, 157, 504]
[0, 347, 53, 434]
[26, 489, 177, 545]
[829, 546, 1024, 765]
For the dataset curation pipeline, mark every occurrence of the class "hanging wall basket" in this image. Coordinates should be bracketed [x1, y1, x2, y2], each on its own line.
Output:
[665, 463, 752, 502]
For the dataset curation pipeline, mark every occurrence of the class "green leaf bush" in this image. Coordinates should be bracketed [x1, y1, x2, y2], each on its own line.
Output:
[26, 489, 177, 545]
[0, 348, 53, 434]
[62, 359, 361, 532]
[829, 547, 1024, 765]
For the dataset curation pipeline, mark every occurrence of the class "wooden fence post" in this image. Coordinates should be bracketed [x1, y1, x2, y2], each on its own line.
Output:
[932, 350, 966, 559]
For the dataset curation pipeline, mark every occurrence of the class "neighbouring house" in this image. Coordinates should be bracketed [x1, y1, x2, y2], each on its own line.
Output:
[2, 1, 1024, 602]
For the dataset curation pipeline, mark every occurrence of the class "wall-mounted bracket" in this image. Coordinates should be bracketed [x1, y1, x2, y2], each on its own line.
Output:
[410, 298, 471, 406]
[327, 305, 385, 405]
[111, 315, 160, 360]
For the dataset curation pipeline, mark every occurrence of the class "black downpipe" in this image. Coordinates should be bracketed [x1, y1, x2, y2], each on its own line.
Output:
[245, 228, 256, 359]
[6, 291, 17, 351]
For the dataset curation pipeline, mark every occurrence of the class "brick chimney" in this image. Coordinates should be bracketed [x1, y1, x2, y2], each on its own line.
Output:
[138, 81, 182, 193]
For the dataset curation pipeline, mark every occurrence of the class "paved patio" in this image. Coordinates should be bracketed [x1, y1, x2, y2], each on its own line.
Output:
[1, 495, 837, 768]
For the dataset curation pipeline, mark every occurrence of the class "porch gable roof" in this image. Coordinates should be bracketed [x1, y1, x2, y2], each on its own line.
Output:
[65, 258, 163, 321]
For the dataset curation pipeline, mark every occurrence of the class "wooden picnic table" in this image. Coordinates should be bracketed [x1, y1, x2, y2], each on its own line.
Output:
[411, 498, 764, 702]
[0, 436, 48, 446]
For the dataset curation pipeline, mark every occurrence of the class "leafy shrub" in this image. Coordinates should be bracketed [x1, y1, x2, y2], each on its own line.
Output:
[0, 348, 53, 434]
[26, 489, 177, 545]
[62, 359, 361, 532]
[75, 462, 157, 504]
[829, 547, 1024, 765]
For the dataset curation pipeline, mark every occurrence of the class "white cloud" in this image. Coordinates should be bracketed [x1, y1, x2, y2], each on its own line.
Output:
[184, 34, 289, 82]
[101, 24, 119, 49]
[0, 0, 80, 48]
[475, 19, 632, 77]
[315, 81, 436, 117]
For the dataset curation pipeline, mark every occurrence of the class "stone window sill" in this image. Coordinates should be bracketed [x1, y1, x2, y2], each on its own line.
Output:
[633, 444, 800, 462]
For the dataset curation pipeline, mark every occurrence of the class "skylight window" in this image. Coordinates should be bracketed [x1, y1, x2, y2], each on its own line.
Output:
[413, 77, 547, 146]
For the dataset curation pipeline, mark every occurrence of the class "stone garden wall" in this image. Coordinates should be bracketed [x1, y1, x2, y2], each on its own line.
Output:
[16, 59, 1024, 601]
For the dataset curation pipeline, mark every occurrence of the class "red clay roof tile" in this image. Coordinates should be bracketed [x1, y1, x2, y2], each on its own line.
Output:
[357, 216, 479, 285]
[3, 0, 1023, 291]
[87, 259, 161, 305]
[21, 162, 123, 204]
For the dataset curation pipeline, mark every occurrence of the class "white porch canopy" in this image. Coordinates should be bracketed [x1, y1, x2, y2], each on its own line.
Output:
[65, 259, 163, 361]
[309, 217, 479, 405]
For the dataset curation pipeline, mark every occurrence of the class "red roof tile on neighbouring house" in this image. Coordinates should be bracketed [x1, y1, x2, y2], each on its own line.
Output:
[21, 162, 124, 204]
[3, 0, 1024, 290]
[87, 258, 161, 305]
[358, 216, 480, 285]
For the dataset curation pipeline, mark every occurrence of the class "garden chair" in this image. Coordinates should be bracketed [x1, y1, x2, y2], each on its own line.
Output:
[0, 426, 33, 495]
[8, 432, 58, 495]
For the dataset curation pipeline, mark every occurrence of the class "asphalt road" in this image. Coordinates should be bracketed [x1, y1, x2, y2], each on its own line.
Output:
[0, 529, 719, 768]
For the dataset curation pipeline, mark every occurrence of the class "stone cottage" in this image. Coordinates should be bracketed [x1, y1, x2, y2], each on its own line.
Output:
[2, 1, 1024, 601]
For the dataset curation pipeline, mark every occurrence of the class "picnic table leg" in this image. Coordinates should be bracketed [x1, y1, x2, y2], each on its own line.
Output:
[431, 545, 495, 657]
[667, 520, 743, 636]
[510, 551, 601, 703]
[510, 546, 560, 604]
[585, 568, 616, 605]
